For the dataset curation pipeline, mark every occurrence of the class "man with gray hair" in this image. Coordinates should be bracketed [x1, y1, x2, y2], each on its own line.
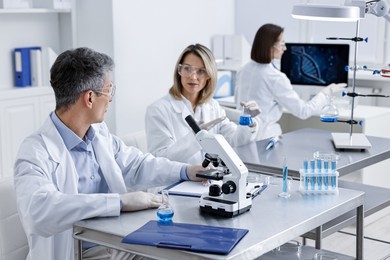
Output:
[14, 47, 205, 260]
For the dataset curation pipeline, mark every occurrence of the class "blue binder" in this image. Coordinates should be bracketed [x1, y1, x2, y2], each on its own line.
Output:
[122, 220, 248, 255]
[13, 47, 41, 87]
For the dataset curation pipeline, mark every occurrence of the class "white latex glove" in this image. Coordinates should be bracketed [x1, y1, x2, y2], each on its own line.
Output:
[240, 100, 261, 117]
[120, 191, 162, 212]
[321, 83, 347, 96]
[186, 165, 209, 181]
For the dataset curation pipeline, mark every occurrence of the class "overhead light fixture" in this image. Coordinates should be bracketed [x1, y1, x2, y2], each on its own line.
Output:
[291, 4, 361, 22]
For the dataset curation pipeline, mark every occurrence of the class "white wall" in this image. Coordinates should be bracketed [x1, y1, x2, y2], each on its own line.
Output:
[111, 1, 235, 136]
[235, 0, 390, 66]
[235, 0, 303, 45]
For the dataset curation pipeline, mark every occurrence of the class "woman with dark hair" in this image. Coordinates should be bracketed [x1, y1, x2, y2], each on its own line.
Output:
[145, 43, 261, 164]
[235, 23, 346, 140]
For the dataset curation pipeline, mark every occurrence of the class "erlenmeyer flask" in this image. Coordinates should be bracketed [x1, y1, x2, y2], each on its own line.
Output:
[157, 190, 174, 223]
[320, 95, 339, 122]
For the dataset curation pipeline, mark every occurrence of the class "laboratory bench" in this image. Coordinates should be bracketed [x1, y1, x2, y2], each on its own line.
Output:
[216, 95, 390, 139]
[234, 128, 390, 178]
[74, 179, 364, 260]
[279, 105, 390, 139]
[72, 128, 390, 259]
[234, 128, 390, 250]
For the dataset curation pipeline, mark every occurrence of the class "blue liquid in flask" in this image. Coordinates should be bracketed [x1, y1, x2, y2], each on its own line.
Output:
[157, 190, 174, 223]
[320, 116, 338, 122]
[157, 208, 174, 223]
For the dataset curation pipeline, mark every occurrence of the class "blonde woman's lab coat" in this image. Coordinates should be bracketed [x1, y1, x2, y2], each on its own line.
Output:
[14, 116, 184, 260]
[235, 61, 327, 140]
[145, 94, 258, 165]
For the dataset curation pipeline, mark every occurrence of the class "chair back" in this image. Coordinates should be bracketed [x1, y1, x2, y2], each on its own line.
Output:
[0, 177, 28, 260]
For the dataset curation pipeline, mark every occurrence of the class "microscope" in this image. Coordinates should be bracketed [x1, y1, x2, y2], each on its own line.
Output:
[185, 115, 252, 217]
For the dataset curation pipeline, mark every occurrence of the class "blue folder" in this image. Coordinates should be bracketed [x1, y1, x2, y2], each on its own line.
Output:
[13, 46, 41, 87]
[122, 220, 249, 255]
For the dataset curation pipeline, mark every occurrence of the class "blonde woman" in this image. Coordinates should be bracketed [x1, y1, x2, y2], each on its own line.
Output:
[146, 43, 261, 164]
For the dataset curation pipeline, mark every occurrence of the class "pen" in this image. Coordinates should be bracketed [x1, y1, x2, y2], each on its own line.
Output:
[265, 136, 279, 150]
[246, 185, 261, 196]
[252, 185, 267, 198]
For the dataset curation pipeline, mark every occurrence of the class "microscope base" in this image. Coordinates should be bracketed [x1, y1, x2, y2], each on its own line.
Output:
[199, 196, 252, 218]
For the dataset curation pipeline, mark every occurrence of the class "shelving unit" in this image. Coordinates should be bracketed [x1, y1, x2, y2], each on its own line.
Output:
[0, 6, 75, 89]
[0, 4, 75, 178]
[0, 8, 71, 13]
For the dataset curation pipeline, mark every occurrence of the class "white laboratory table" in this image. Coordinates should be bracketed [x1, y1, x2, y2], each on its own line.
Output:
[234, 128, 390, 251]
[279, 105, 390, 139]
[73, 181, 364, 260]
[216, 95, 390, 139]
[235, 128, 390, 177]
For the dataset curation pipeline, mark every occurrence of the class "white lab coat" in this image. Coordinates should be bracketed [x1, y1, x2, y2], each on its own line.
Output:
[145, 94, 258, 165]
[14, 116, 184, 260]
[235, 61, 327, 140]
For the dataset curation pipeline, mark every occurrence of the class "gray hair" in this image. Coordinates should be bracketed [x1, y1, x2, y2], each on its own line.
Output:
[50, 47, 114, 112]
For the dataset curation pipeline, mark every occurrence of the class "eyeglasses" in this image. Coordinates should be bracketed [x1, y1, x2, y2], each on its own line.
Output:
[95, 83, 116, 98]
[274, 41, 286, 49]
[178, 64, 209, 79]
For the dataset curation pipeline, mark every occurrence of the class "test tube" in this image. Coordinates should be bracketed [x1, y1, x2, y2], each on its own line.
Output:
[303, 159, 308, 173]
[310, 159, 315, 190]
[310, 159, 315, 173]
[316, 159, 322, 172]
[303, 158, 309, 190]
[331, 159, 337, 189]
[317, 159, 322, 190]
[324, 159, 329, 190]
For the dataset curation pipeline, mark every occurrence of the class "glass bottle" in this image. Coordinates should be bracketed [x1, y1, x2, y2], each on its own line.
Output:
[157, 190, 174, 223]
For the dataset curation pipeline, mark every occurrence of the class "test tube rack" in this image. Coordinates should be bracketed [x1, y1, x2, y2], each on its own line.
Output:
[299, 169, 339, 195]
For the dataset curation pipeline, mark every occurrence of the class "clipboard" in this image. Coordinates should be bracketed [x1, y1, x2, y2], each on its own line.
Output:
[163, 181, 265, 198]
[122, 220, 248, 255]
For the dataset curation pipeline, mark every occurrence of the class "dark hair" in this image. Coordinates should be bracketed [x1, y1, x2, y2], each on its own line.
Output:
[50, 47, 114, 112]
[251, 23, 284, 64]
[169, 43, 217, 105]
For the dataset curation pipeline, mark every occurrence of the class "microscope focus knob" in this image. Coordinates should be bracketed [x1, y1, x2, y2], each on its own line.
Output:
[209, 184, 221, 197]
[221, 181, 236, 194]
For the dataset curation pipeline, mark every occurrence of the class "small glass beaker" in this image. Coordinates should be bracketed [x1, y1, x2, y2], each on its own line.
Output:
[279, 176, 292, 198]
[272, 240, 301, 258]
[157, 190, 174, 223]
[313, 252, 338, 260]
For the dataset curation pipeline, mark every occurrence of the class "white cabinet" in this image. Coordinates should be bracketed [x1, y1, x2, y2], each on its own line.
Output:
[0, 87, 55, 178]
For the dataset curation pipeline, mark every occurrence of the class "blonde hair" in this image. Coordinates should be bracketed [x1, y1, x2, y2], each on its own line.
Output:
[169, 44, 217, 105]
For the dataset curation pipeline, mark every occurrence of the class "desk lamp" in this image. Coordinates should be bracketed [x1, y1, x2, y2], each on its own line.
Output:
[292, 0, 390, 150]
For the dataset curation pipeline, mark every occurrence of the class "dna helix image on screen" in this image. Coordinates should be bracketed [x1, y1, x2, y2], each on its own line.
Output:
[281, 43, 350, 86]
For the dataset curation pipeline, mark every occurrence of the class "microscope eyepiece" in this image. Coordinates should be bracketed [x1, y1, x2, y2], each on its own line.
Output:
[185, 115, 201, 134]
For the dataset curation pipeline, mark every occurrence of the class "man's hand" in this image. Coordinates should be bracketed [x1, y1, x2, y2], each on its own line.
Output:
[186, 165, 209, 181]
[120, 191, 162, 212]
[240, 100, 261, 117]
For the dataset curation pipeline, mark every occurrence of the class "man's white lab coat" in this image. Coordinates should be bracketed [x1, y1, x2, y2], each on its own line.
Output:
[14, 117, 184, 260]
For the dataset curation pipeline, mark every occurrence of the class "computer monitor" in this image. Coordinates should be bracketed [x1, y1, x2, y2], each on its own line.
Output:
[280, 43, 349, 86]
